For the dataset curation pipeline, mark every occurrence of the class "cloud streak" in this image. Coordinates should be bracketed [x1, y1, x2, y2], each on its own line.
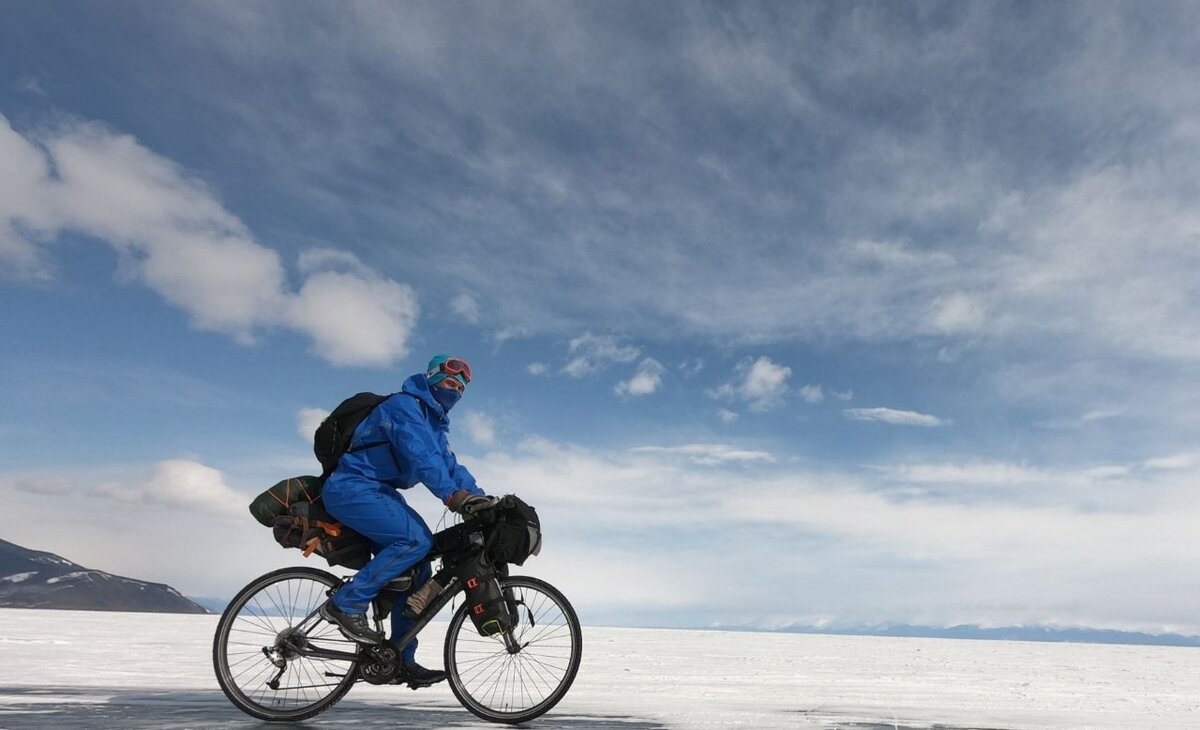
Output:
[844, 407, 946, 427]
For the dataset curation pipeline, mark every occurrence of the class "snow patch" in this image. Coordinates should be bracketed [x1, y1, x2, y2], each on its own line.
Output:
[44, 571, 90, 585]
[1, 572, 38, 583]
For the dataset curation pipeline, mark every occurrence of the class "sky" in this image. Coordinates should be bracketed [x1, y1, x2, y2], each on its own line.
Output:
[1, 1, 1198, 634]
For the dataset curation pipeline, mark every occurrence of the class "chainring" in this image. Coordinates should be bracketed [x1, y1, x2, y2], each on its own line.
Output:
[357, 641, 401, 685]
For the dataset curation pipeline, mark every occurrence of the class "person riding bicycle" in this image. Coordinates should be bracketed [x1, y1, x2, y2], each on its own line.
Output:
[319, 354, 493, 686]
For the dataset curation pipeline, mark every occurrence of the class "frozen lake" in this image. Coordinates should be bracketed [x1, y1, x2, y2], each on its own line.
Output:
[0, 608, 1196, 729]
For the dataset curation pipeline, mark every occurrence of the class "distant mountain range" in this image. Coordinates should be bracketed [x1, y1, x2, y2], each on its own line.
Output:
[0, 537, 208, 614]
[749, 623, 1200, 648]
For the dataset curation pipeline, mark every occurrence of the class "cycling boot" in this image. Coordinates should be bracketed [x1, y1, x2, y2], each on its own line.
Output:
[392, 661, 447, 688]
[320, 599, 383, 644]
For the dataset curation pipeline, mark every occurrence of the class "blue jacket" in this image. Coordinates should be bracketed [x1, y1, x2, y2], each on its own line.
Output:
[325, 374, 484, 504]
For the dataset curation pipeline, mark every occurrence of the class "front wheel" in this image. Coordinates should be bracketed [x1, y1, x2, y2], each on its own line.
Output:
[444, 575, 583, 724]
[213, 566, 359, 721]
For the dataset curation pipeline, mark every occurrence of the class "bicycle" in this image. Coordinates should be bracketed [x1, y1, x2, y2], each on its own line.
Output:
[212, 495, 583, 724]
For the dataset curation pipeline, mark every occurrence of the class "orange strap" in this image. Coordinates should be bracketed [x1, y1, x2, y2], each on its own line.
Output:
[302, 537, 321, 557]
[314, 520, 342, 537]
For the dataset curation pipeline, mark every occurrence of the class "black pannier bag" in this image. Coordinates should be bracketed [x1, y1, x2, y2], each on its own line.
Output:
[457, 551, 513, 636]
[485, 495, 542, 566]
[248, 475, 372, 570]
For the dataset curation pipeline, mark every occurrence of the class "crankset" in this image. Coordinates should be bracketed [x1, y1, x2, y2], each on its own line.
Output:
[357, 642, 401, 685]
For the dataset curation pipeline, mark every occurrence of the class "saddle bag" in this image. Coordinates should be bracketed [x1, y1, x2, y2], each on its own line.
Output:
[250, 475, 372, 569]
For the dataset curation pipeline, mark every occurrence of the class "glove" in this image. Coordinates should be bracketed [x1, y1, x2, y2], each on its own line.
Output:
[446, 489, 497, 515]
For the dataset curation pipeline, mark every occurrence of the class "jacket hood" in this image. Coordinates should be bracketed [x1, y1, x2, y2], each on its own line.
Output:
[401, 373, 448, 421]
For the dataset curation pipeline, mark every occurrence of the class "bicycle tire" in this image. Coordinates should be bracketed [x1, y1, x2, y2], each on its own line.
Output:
[444, 575, 583, 724]
[212, 566, 359, 721]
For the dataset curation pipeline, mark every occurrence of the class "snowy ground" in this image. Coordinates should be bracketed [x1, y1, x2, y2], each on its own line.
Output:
[0, 608, 1196, 729]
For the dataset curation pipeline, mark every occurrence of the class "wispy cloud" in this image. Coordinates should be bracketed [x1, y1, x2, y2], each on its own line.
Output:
[0, 113, 418, 366]
[89, 3, 1199, 382]
[563, 333, 640, 378]
[844, 407, 947, 427]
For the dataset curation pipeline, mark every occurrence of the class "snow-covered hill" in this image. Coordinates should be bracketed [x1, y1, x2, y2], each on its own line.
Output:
[0, 538, 207, 614]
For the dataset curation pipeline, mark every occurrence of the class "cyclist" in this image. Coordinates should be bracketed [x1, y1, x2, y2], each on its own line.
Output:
[319, 354, 493, 686]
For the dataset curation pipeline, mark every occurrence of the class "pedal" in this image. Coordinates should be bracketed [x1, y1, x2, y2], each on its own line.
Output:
[405, 677, 444, 690]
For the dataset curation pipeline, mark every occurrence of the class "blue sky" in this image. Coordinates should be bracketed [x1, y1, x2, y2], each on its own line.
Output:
[2, 2, 1198, 633]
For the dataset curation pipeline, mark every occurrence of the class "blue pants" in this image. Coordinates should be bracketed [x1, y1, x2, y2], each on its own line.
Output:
[321, 480, 433, 664]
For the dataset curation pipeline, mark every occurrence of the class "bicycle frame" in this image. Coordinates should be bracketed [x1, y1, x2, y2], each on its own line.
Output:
[282, 564, 522, 665]
[282, 573, 463, 664]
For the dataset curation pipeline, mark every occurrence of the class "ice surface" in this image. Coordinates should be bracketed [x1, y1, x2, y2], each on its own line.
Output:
[0, 608, 1196, 729]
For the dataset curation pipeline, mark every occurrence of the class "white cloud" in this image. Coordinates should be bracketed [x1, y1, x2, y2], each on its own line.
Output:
[1144, 453, 1198, 471]
[461, 437, 1200, 632]
[882, 461, 1044, 487]
[297, 407, 329, 441]
[286, 269, 418, 366]
[563, 332, 640, 377]
[5, 439, 1200, 631]
[717, 408, 739, 424]
[450, 293, 481, 324]
[844, 407, 947, 427]
[710, 356, 792, 412]
[931, 292, 985, 334]
[0, 114, 417, 366]
[629, 444, 774, 466]
[94, 459, 246, 519]
[798, 384, 824, 403]
[13, 475, 73, 496]
[526, 362, 549, 376]
[462, 411, 496, 446]
[615, 358, 665, 398]
[295, 247, 372, 277]
[847, 238, 957, 269]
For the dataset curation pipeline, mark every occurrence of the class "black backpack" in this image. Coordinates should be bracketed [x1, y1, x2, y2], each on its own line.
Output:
[313, 392, 390, 479]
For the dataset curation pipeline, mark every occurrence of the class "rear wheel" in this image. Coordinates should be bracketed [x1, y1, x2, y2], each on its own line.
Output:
[444, 575, 583, 724]
[213, 566, 359, 721]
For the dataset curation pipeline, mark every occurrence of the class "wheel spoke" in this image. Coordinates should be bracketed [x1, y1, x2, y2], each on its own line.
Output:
[446, 576, 581, 723]
[215, 568, 359, 722]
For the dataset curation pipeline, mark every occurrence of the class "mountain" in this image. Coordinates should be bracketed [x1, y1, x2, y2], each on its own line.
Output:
[0, 537, 208, 614]
[755, 623, 1200, 648]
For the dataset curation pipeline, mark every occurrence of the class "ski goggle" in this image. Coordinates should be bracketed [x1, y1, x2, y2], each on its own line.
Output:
[428, 356, 472, 389]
